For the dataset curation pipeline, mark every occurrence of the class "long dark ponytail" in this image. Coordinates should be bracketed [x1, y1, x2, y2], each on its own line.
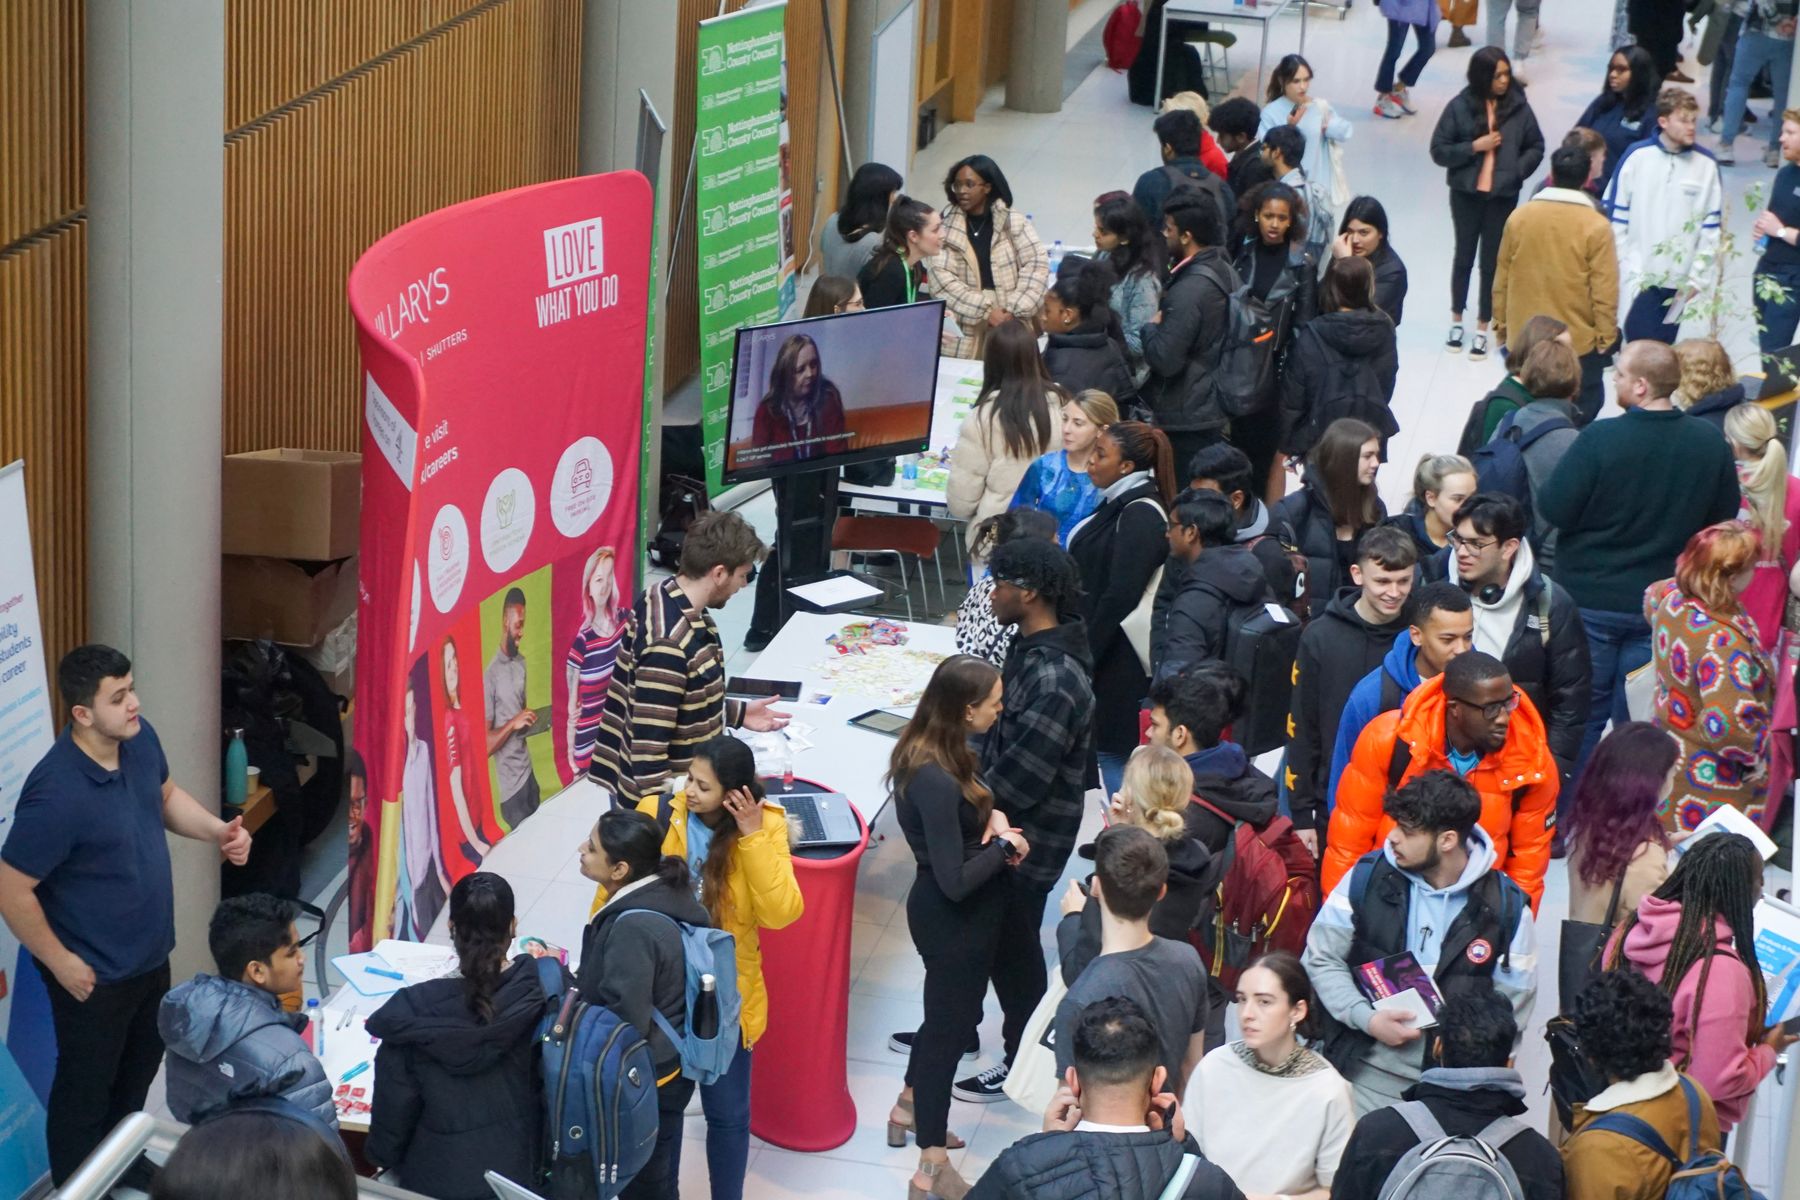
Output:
[598, 808, 690, 892]
[449, 872, 515, 1023]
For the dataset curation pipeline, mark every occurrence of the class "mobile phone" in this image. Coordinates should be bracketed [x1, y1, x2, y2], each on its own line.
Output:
[848, 708, 911, 737]
[1150, 1096, 1177, 1131]
[1780, 1013, 1800, 1035]
[727, 676, 802, 700]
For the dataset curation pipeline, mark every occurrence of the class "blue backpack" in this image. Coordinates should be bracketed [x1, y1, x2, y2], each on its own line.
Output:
[621, 910, 743, 1086]
[1469, 409, 1570, 543]
[1584, 1074, 1766, 1200]
[532, 957, 660, 1200]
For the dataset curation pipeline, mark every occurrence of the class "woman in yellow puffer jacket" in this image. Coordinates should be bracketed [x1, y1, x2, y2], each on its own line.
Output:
[589, 734, 802, 1200]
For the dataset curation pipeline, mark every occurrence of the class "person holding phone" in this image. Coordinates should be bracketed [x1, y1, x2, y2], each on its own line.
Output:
[885, 655, 1027, 1200]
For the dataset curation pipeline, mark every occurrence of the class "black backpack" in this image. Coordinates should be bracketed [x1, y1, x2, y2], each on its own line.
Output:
[1194, 261, 1282, 420]
[1161, 162, 1236, 236]
[1196, 580, 1302, 755]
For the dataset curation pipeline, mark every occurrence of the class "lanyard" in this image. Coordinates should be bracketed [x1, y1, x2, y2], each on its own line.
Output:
[904, 264, 918, 304]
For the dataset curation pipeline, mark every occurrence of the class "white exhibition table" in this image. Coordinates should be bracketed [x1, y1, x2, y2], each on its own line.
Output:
[320, 610, 960, 1134]
[1154, 0, 1309, 106]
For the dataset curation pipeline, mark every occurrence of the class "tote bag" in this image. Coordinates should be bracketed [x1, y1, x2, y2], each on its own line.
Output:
[1326, 134, 1352, 210]
[1118, 496, 1170, 673]
[1002, 969, 1069, 1117]
[1557, 873, 1623, 1015]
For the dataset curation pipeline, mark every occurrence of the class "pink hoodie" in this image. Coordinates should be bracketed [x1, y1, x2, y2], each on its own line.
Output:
[1614, 894, 1777, 1130]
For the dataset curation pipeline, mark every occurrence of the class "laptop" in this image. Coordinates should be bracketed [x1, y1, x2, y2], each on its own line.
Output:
[1750, 344, 1800, 399]
[778, 789, 863, 848]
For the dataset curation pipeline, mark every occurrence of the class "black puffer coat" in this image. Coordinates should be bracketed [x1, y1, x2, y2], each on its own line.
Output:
[1279, 309, 1400, 457]
[1045, 322, 1136, 402]
[966, 1129, 1245, 1200]
[1429, 86, 1547, 197]
[1140, 248, 1237, 434]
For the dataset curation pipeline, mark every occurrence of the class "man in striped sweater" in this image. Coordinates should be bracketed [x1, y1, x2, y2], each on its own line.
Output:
[588, 511, 788, 807]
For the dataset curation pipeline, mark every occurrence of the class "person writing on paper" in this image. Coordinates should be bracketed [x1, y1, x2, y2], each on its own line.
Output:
[1604, 832, 1795, 1133]
[1304, 770, 1537, 1116]
[158, 894, 334, 1128]
[1194, 952, 1353, 1200]
[589, 511, 789, 808]
[620, 736, 802, 1200]
[367, 872, 551, 1200]
[0, 644, 252, 1183]
[747, 334, 848, 466]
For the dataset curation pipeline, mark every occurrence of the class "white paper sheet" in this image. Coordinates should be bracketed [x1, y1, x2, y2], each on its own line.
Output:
[787, 575, 882, 607]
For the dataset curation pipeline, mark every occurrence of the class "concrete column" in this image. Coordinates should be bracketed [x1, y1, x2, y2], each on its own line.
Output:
[86, 0, 226, 984]
[1006, 0, 1067, 115]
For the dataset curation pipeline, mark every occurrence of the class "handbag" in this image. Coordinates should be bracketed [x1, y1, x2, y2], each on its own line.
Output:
[1001, 968, 1069, 1117]
[1557, 872, 1624, 1015]
[1118, 496, 1170, 673]
[1625, 659, 1656, 722]
[1326, 131, 1352, 210]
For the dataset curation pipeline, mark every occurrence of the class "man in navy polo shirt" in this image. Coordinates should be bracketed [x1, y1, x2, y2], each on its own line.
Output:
[0, 644, 252, 1182]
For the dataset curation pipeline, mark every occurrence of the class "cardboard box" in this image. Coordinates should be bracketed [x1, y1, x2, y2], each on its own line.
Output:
[222, 449, 361, 560]
[222, 555, 359, 646]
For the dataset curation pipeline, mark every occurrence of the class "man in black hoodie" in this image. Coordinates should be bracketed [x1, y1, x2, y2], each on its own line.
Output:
[1332, 985, 1563, 1200]
[1188, 442, 1303, 609]
[1285, 525, 1417, 857]
[1155, 489, 1274, 683]
[1141, 194, 1238, 473]
[958, 538, 1098, 1103]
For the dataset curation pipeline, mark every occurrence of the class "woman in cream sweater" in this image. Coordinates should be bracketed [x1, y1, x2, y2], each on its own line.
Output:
[946, 318, 1061, 565]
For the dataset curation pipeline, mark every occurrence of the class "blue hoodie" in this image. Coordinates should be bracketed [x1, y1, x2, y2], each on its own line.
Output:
[1326, 632, 1419, 813]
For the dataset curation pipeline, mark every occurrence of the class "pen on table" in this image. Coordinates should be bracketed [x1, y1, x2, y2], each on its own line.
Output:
[340, 1061, 370, 1083]
[366, 966, 405, 981]
[335, 1009, 354, 1031]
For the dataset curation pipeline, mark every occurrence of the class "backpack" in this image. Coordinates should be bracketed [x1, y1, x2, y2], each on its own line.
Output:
[649, 474, 710, 569]
[1189, 796, 1321, 990]
[1195, 579, 1301, 755]
[1162, 162, 1235, 235]
[533, 957, 661, 1200]
[1544, 1014, 1610, 1130]
[1469, 410, 1571, 544]
[618, 910, 743, 1085]
[1583, 1074, 1766, 1200]
[1243, 530, 1311, 622]
[1103, 1, 1144, 71]
[1194, 261, 1282, 419]
[1374, 1102, 1529, 1200]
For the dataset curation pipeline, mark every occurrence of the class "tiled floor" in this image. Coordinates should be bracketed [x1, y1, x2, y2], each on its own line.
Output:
[249, 6, 1800, 1196]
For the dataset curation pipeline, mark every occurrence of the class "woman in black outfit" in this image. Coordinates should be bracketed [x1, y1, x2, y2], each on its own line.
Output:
[857, 196, 945, 309]
[1067, 420, 1178, 796]
[1429, 46, 1544, 361]
[575, 809, 712, 1200]
[1232, 181, 1318, 500]
[1040, 258, 1135, 402]
[366, 873, 550, 1200]
[1272, 416, 1388, 613]
[887, 654, 1026, 1200]
[1279, 256, 1399, 460]
[1335, 196, 1408, 327]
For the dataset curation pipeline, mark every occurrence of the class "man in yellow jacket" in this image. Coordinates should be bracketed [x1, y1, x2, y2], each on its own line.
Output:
[588, 736, 802, 1195]
[1491, 143, 1620, 424]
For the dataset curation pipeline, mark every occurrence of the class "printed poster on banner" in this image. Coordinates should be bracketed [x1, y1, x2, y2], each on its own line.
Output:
[0, 461, 53, 1184]
[346, 173, 653, 950]
[696, 0, 797, 493]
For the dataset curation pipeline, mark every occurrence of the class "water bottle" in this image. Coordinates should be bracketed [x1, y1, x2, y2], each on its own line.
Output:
[694, 974, 719, 1040]
[901, 456, 918, 490]
[1756, 233, 1771, 254]
[769, 738, 794, 792]
[306, 998, 324, 1057]
[1048, 239, 1065, 276]
[224, 728, 248, 808]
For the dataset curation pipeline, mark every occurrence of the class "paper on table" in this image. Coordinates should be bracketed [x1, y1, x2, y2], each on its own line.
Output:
[787, 576, 882, 607]
[373, 938, 459, 982]
[1374, 988, 1441, 1030]
[331, 951, 404, 997]
[1672, 803, 1778, 861]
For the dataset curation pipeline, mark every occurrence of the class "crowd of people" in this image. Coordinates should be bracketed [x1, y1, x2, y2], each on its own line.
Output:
[10, 10, 1800, 1200]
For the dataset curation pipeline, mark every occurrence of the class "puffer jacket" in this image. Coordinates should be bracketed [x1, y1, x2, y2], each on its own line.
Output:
[1429, 86, 1547, 197]
[578, 875, 712, 1079]
[948, 389, 1061, 553]
[629, 791, 803, 1049]
[365, 957, 549, 1200]
[158, 975, 335, 1127]
[1272, 479, 1390, 628]
[1140, 247, 1238, 434]
[966, 1129, 1246, 1200]
[1183, 741, 1280, 855]
[1324, 673, 1560, 908]
[1044, 323, 1136, 402]
[1278, 309, 1400, 457]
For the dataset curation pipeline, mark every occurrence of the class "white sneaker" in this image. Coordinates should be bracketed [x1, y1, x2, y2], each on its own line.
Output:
[1767, 146, 1783, 168]
[1374, 93, 1404, 120]
[1717, 139, 1737, 165]
[1392, 84, 1418, 114]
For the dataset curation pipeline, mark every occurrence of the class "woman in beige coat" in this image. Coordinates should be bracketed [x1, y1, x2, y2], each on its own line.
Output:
[947, 319, 1062, 563]
[930, 155, 1050, 359]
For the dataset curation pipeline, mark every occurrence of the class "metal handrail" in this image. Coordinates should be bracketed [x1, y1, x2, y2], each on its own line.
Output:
[47, 1112, 430, 1199]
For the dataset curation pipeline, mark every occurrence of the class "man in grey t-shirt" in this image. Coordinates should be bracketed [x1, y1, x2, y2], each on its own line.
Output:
[1050, 827, 1210, 1096]
[485, 587, 539, 828]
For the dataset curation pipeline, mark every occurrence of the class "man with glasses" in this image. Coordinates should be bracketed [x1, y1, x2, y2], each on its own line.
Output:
[1444, 493, 1590, 801]
[1321, 651, 1559, 912]
[1305, 770, 1537, 1116]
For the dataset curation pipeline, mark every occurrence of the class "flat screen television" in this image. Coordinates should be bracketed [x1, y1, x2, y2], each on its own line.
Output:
[721, 300, 945, 484]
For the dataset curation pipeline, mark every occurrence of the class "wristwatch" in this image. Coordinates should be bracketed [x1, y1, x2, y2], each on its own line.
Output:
[999, 837, 1021, 863]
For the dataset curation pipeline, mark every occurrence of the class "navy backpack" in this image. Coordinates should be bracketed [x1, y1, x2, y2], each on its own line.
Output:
[1583, 1074, 1765, 1200]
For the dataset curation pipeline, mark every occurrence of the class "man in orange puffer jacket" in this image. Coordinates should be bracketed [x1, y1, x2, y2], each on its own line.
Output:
[1322, 650, 1559, 910]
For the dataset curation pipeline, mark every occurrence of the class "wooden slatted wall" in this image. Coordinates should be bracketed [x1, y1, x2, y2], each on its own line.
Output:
[0, 1, 87, 685]
[666, 0, 842, 394]
[222, 0, 582, 453]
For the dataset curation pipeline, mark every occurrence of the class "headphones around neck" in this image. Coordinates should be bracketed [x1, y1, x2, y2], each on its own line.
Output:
[1459, 578, 1505, 605]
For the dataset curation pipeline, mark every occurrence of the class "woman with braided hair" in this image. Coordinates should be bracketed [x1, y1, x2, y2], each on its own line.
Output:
[1606, 832, 1797, 1131]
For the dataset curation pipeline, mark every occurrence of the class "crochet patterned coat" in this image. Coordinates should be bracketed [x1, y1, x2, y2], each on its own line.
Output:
[1645, 578, 1775, 831]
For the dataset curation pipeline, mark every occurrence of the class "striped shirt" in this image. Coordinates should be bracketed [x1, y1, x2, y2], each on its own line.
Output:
[566, 619, 625, 772]
[588, 577, 744, 806]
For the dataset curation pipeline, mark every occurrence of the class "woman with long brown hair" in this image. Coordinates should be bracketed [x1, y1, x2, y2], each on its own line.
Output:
[1067, 420, 1178, 793]
[886, 655, 1025, 1200]
[947, 318, 1060, 562]
[1274, 417, 1387, 613]
[748, 334, 848, 465]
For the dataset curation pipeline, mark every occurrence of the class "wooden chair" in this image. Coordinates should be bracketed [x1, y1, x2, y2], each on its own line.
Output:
[831, 515, 945, 620]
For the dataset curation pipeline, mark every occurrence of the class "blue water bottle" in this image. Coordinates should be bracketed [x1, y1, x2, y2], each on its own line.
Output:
[224, 728, 248, 808]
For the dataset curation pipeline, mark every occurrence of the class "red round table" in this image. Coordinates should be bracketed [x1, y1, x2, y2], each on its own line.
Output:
[749, 788, 869, 1151]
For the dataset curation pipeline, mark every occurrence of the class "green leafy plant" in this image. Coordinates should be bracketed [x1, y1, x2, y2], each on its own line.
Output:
[1643, 180, 1791, 344]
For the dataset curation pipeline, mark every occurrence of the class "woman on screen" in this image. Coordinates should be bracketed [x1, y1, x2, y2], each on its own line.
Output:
[947, 318, 1060, 567]
[565, 545, 626, 779]
[748, 333, 848, 465]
